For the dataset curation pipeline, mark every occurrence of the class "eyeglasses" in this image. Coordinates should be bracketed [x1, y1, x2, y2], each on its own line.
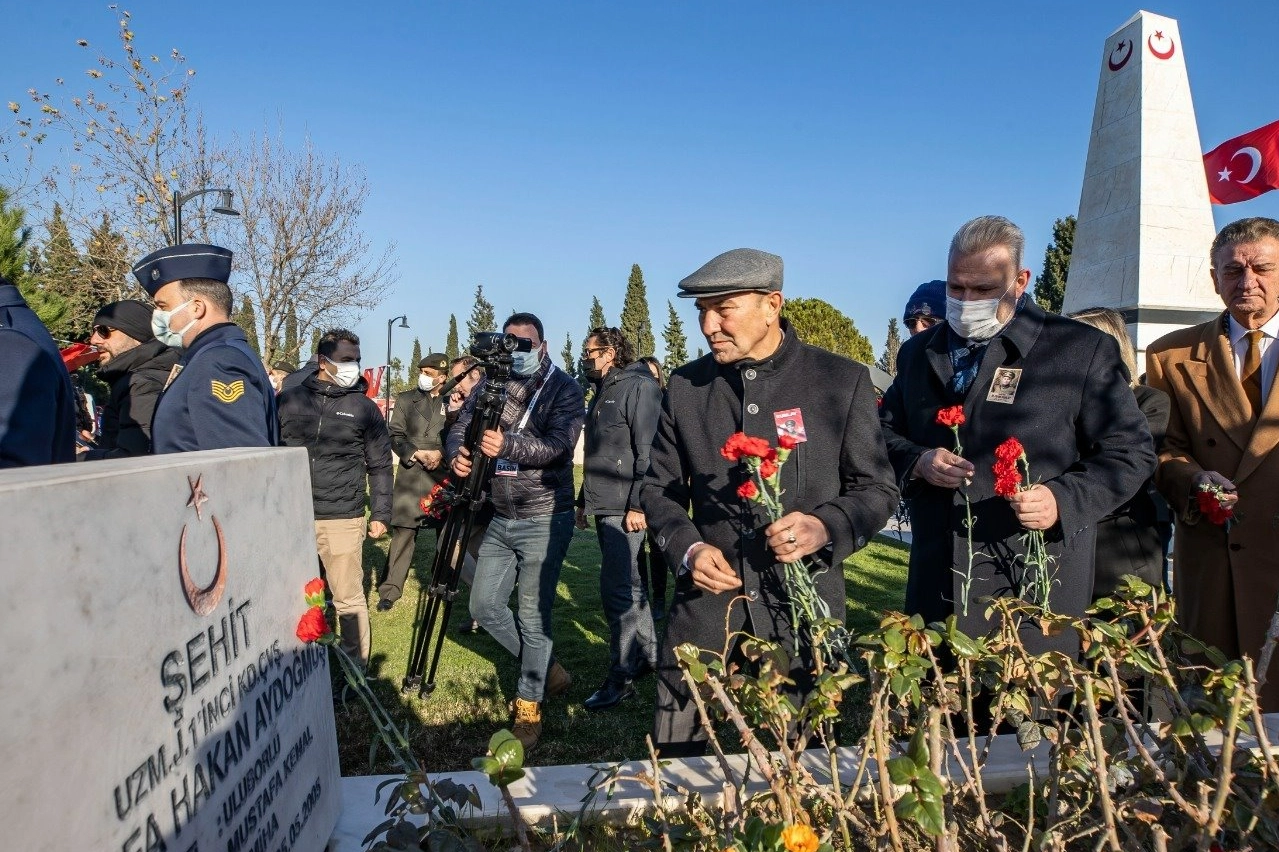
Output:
[91, 325, 117, 339]
[905, 316, 940, 332]
[582, 346, 610, 357]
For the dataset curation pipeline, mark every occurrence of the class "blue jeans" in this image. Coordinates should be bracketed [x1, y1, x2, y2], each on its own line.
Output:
[596, 515, 658, 682]
[469, 510, 575, 702]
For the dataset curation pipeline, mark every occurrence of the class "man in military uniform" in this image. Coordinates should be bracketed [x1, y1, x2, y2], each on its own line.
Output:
[377, 352, 454, 611]
[132, 244, 278, 453]
[0, 275, 76, 467]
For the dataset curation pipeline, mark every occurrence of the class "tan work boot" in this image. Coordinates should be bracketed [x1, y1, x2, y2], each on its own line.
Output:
[512, 698, 542, 750]
[546, 661, 573, 698]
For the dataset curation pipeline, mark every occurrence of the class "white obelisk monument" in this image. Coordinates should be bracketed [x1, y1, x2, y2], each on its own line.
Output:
[1063, 10, 1221, 360]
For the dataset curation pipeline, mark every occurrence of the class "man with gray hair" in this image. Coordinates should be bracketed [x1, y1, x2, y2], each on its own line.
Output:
[880, 216, 1154, 661]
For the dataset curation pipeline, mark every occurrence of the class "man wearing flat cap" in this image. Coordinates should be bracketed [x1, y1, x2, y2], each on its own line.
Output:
[81, 299, 178, 459]
[378, 352, 462, 611]
[133, 243, 278, 453]
[642, 248, 899, 756]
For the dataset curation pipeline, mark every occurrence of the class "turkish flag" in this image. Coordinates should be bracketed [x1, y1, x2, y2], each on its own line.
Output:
[363, 365, 386, 400]
[1204, 119, 1279, 204]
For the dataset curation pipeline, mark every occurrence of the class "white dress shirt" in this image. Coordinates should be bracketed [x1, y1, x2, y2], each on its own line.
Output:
[1227, 311, 1279, 406]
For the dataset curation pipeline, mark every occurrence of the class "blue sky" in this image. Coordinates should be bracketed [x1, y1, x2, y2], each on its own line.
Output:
[6, 1, 1279, 367]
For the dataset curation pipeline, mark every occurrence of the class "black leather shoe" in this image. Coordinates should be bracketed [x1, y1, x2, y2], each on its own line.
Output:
[582, 679, 635, 711]
[376, 598, 395, 612]
[454, 618, 481, 635]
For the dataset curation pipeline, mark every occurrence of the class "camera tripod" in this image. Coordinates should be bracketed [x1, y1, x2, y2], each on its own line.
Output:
[402, 334, 530, 698]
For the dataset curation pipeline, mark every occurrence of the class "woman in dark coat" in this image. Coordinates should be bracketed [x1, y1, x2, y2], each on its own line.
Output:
[635, 356, 670, 619]
[1068, 308, 1171, 598]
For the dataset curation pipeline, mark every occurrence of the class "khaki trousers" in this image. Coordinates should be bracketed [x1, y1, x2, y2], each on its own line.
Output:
[315, 517, 370, 665]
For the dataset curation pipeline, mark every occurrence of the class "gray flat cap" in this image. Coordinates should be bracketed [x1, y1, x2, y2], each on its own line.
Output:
[677, 248, 783, 299]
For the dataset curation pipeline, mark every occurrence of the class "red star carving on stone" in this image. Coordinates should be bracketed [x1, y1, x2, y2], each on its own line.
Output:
[187, 474, 209, 521]
[1154, 30, 1164, 40]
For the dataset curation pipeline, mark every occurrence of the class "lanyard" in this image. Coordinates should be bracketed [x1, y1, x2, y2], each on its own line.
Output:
[514, 364, 555, 432]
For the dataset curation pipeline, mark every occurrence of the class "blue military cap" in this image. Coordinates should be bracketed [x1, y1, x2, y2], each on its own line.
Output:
[903, 279, 946, 323]
[132, 244, 233, 296]
[677, 248, 783, 299]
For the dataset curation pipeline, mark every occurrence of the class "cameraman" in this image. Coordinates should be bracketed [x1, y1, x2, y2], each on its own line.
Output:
[446, 312, 585, 750]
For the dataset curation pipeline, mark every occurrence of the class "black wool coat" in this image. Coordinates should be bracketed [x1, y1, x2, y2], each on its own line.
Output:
[84, 338, 178, 459]
[643, 322, 899, 654]
[879, 302, 1155, 655]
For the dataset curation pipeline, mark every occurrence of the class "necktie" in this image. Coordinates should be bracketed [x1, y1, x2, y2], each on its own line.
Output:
[1242, 329, 1264, 418]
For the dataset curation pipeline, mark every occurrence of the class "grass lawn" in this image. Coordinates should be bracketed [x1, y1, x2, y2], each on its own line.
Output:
[338, 516, 910, 776]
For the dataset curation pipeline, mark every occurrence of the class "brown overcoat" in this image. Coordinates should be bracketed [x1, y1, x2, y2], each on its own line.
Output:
[1147, 315, 1279, 709]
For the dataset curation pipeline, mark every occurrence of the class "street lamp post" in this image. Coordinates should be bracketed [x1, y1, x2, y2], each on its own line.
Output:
[172, 187, 240, 243]
[386, 315, 409, 415]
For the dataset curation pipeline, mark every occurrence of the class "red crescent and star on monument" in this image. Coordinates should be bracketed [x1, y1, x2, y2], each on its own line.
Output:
[1147, 30, 1175, 60]
[179, 474, 228, 617]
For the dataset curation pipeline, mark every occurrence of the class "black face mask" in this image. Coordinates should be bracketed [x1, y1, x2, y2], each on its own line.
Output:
[578, 357, 603, 382]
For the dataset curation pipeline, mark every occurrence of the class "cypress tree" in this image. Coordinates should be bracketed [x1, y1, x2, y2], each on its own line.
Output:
[284, 308, 299, 367]
[411, 337, 422, 370]
[445, 313, 460, 360]
[234, 297, 261, 355]
[876, 317, 902, 376]
[467, 284, 496, 338]
[619, 263, 655, 357]
[661, 300, 689, 375]
[1034, 215, 1076, 314]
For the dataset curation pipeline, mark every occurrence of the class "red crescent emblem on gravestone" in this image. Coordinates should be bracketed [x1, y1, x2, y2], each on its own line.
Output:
[178, 475, 227, 616]
[1147, 31, 1175, 60]
[1107, 39, 1132, 71]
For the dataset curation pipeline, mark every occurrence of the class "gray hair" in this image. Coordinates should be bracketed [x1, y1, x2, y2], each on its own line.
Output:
[949, 215, 1025, 272]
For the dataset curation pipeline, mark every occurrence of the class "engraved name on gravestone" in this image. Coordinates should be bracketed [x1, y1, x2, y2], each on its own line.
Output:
[0, 448, 341, 852]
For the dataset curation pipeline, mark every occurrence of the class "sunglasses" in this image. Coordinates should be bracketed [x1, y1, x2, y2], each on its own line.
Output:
[91, 325, 117, 338]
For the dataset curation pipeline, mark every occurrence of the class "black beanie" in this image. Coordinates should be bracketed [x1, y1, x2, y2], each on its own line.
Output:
[92, 300, 155, 344]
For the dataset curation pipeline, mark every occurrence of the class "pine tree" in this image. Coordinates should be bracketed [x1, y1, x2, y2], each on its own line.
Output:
[619, 264, 655, 357]
[445, 313, 460, 360]
[1, 188, 67, 331]
[411, 337, 422, 371]
[1034, 215, 1076, 314]
[309, 329, 321, 359]
[561, 332, 578, 377]
[82, 212, 132, 305]
[589, 296, 606, 331]
[467, 284, 496, 338]
[234, 297, 261, 355]
[781, 297, 875, 364]
[662, 300, 689, 375]
[35, 203, 85, 338]
[876, 317, 902, 376]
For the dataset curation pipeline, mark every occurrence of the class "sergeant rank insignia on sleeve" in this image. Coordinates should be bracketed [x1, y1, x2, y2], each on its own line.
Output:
[211, 379, 246, 403]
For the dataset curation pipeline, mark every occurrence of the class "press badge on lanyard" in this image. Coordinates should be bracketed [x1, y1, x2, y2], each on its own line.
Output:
[494, 372, 550, 476]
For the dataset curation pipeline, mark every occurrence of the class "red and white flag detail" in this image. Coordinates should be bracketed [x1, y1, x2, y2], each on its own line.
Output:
[1203, 119, 1279, 204]
[363, 365, 387, 400]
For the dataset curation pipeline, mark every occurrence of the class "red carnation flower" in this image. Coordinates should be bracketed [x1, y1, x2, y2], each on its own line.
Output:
[304, 577, 326, 598]
[737, 480, 759, 500]
[759, 458, 779, 479]
[1195, 489, 1235, 526]
[721, 432, 774, 461]
[994, 468, 1022, 498]
[778, 433, 798, 450]
[295, 606, 330, 643]
[994, 437, 1025, 464]
[935, 405, 965, 428]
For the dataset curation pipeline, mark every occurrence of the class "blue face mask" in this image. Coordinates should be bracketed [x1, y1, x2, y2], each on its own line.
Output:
[152, 300, 195, 349]
[511, 348, 542, 377]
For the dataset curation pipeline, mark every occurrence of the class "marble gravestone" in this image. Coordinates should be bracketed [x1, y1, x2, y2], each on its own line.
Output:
[1063, 10, 1221, 361]
[0, 448, 341, 852]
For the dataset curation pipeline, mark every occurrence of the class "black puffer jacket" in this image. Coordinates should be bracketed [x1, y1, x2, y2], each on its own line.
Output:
[84, 338, 178, 459]
[579, 361, 661, 516]
[277, 373, 393, 522]
[445, 362, 584, 519]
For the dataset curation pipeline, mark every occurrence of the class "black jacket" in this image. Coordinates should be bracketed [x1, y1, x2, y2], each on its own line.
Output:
[643, 321, 899, 650]
[579, 361, 662, 516]
[389, 387, 450, 527]
[445, 362, 584, 520]
[879, 301, 1156, 655]
[278, 374, 393, 522]
[84, 338, 178, 460]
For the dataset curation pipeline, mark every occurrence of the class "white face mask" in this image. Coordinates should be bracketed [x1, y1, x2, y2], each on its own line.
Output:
[946, 286, 1012, 341]
[152, 300, 196, 349]
[418, 374, 436, 392]
[324, 360, 362, 389]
